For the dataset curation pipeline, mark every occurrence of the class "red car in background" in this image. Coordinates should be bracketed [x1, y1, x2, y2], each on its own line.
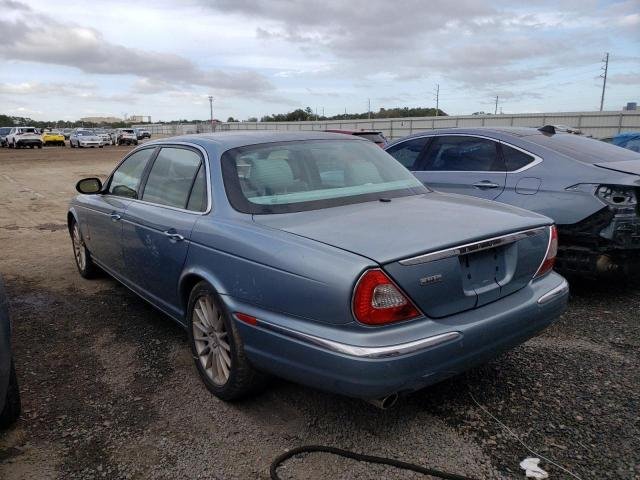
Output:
[325, 130, 388, 147]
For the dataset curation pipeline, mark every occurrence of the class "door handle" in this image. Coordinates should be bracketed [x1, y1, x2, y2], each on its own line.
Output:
[164, 230, 185, 242]
[110, 213, 122, 222]
[473, 181, 500, 190]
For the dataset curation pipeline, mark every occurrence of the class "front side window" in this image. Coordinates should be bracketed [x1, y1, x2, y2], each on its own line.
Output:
[141, 147, 202, 209]
[422, 136, 503, 172]
[109, 148, 155, 198]
[502, 144, 536, 171]
[222, 139, 427, 214]
[386, 137, 431, 169]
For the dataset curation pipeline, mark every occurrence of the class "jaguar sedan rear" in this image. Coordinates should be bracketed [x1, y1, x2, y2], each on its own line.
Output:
[68, 132, 568, 405]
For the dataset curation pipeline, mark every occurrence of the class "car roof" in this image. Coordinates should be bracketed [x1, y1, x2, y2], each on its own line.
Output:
[148, 131, 365, 150]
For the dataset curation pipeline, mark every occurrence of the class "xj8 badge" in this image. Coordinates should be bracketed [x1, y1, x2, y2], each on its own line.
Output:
[419, 274, 443, 286]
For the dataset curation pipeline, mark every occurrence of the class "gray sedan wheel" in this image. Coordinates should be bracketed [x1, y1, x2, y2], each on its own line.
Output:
[187, 282, 267, 401]
[0, 360, 20, 428]
[71, 221, 98, 278]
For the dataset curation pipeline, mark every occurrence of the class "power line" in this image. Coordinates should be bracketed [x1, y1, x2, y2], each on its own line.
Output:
[599, 52, 609, 111]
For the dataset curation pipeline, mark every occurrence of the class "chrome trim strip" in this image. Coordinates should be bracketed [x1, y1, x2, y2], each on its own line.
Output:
[537, 279, 569, 305]
[246, 318, 462, 359]
[399, 226, 548, 266]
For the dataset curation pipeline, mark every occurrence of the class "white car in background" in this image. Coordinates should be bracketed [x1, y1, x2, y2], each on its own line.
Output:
[69, 129, 103, 148]
[94, 130, 113, 146]
[6, 127, 43, 149]
[116, 128, 138, 146]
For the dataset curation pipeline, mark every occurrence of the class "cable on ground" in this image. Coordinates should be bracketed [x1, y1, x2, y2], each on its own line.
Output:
[270, 445, 479, 480]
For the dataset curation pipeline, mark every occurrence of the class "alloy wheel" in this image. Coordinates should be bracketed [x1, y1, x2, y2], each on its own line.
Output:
[192, 295, 232, 385]
[72, 224, 86, 271]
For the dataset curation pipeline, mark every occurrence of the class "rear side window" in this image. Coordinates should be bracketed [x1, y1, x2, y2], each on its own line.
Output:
[142, 147, 202, 209]
[501, 144, 536, 171]
[109, 148, 155, 198]
[186, 164, 207, 212]
[386, 137, 431, 169]
[422, 136, 503, 172]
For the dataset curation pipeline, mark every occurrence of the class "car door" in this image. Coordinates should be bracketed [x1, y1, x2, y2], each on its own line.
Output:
[121, 146, 208, 317]
[81, 147, 156, 274]
[413, 135, 506, 200]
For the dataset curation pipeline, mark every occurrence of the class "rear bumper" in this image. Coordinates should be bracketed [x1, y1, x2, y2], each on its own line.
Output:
[16, 139, 42, 146]
[227, 272, 568, 399]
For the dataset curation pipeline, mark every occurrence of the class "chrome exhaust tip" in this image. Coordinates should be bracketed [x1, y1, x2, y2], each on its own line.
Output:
[365, 393, 399, 410]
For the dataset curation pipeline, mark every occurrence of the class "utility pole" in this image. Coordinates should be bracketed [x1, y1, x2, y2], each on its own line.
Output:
[322, 107, 324, 118]
[434, 84, 440, 116]
[208, 96, 214, 132]
[600, 52, 609, 111]
[494, 95, 499, 115]
[368, 98, 371, 119]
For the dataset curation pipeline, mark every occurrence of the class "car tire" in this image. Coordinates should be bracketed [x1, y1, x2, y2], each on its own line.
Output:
[187, 282, 267, 401]
[70, 140, 75, 148]
[37, 144, 42, 149]
[10, 140, 15, 148]
[134, 141, 139, 145]
[0, 360, 21, 428]
[70, 220, 98, 279]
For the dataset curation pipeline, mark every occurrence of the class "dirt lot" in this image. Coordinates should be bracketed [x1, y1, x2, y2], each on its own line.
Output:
[0, 145, 638, 479]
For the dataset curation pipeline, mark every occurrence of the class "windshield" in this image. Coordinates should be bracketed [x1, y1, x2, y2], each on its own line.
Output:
[222, 139, 427, 214]
[354, 132, 386, 143]
[0, 127, 11, 135]
[77, 130, 92, 136]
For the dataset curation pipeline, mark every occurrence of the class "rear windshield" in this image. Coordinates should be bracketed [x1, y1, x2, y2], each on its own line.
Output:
[353, 132, 386, 143]
[222, 139, 427, 214]
[526, 133, 640, 163]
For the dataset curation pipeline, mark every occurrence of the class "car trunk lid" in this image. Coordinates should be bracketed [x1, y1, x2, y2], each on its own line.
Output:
[254, 192, 551, 317]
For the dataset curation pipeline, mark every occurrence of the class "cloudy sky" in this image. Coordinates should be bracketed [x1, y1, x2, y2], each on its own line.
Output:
[0, 0, 638, 122]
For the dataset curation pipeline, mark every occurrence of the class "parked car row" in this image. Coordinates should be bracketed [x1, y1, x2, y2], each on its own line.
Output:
[0, 127, 151, 148]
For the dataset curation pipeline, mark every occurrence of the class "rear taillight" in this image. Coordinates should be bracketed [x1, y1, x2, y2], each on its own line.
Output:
[534, 225, 558, 278]
[352, 269, 420, 325]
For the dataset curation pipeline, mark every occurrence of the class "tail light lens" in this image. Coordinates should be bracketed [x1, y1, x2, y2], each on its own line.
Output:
[534, 225, 558, 278]
[352, 269, 420, 325]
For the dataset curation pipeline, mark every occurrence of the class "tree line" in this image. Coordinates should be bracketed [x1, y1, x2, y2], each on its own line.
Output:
[254, 106, 446, 123]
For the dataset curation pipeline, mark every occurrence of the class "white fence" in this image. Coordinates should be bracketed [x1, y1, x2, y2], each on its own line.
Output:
[135, 110, 640, 141]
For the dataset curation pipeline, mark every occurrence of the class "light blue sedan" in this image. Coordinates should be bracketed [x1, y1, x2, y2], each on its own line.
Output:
[68, 132, 568, 407]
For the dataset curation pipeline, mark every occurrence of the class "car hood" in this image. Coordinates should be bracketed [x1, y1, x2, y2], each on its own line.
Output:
[253, 192, 551, 264]
[594, 160, 640, 176]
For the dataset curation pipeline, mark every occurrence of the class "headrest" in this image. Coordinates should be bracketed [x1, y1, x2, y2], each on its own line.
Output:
[250, 158, 295, 193]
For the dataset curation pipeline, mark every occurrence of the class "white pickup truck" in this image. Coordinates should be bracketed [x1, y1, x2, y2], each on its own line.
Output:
[6, 127, 43, 149]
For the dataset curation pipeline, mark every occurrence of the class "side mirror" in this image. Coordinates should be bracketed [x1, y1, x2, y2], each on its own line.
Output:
[76, 177, 102, 194]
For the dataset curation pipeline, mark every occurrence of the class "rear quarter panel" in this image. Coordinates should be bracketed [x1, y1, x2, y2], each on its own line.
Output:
[184, 217, 375, 325]
[497, 136, 639, 225]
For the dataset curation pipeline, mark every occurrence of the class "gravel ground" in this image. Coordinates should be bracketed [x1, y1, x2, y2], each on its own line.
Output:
[0, 146, 638, 479]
